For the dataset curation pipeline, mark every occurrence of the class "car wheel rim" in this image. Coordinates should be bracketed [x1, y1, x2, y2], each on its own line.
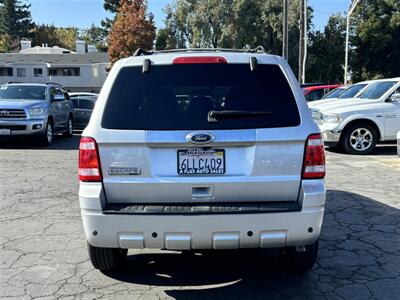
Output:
[68, 119, 73, 135]
[349, 128, 372, 151]
[47, 124, 53, 143]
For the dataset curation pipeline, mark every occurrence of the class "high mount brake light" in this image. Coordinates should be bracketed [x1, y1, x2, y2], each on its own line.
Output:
[79, 137, 102, 182]
[172, 56, 228, 64]
[302, 134, 326, 179]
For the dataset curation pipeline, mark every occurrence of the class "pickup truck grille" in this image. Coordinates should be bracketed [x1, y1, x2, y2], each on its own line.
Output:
[0, 109, 27, 120]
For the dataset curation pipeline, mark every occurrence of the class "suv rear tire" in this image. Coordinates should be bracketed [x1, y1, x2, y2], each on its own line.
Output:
[87, 242, 127, 272]
[281, 239, 319, 272]
[341, 122, 377, 155]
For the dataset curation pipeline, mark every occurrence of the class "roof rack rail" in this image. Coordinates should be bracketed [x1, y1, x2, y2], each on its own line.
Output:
[46, 82, 63, 86]
[133, 46, 267, 57]
[133, 48, 155, 56]
[6, 81, 63, 86]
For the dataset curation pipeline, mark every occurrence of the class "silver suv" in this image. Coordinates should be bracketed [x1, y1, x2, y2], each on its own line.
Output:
[79, 49, 326, 272]
[0, 82, 74, 145]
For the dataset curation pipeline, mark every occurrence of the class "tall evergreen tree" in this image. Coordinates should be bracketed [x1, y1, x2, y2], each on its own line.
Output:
[0, 0, 34, 40]
[101, 0, 120, 30]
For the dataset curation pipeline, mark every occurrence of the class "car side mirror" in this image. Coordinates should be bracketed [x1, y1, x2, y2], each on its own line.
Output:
[389, 93, 400, 102]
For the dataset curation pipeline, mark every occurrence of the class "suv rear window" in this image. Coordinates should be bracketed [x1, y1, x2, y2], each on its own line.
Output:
[102, 63, 300, 130]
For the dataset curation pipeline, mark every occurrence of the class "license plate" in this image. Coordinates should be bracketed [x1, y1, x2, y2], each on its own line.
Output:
[177, 148, 225, 175]
[0, 129, 11, 135]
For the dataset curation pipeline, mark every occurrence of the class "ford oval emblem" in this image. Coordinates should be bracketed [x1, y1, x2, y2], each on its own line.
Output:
[186, 132, 215, 145]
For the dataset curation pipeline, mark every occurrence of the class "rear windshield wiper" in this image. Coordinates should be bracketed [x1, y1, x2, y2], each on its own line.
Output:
[208, 110, 272, 123]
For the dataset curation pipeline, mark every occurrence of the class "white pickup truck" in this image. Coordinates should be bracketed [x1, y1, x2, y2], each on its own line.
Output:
[310, 78, 400, 154]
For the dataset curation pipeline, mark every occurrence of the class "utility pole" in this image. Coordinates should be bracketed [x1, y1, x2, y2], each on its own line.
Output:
[298, 0, 304, 83]
[344, 0, 361, 85]
[282, 0, 289, 60]
[302, 0, 307, 84]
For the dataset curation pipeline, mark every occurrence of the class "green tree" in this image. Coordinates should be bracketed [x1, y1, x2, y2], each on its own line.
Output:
[0, 0, 34, 48]
[83, 23, 108, 52]
[31, 24, 60, 47]
[0, 33, 18, 52]
[31, 24, 79, 51]
[101, 0, 120, 31]
[162, 0, 311, 77]
[155, 28, 177, 50]
[55, 27, 79, 50]
[350, 0, 400, 81]
[307, 14, 347, 83]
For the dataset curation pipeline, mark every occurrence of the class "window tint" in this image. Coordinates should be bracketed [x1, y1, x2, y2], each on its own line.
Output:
[322, 88, 344, 99]
[55, 88, 64, 99]
[79, 99, 94, 110]
[71, 98, 78, 108]
[357, 81, 398, 99]
[102, 64, 300, 130]
[0, 85, 46, 100]
[305, 89, 325, 101]
[338, 84, 367, 99]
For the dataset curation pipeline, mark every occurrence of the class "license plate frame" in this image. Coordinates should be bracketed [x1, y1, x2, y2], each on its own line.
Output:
[177, 148, 225, 175]
[0, 128, 11, 136]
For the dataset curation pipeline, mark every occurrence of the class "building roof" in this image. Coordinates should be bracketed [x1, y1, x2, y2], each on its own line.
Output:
[0, 52, 109, 65]
[20, 46, 77, 54]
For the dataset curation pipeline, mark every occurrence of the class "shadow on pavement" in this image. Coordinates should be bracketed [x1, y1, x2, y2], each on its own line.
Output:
[104, 190, 400, 299]
[0, 133, 81, 150]
[326, 144, 397, 156]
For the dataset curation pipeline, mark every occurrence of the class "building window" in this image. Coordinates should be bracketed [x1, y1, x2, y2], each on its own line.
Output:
[48, 69, 57, 76]
[0, 68, 13, 76]
[48, 67, 80, 77]
[34, 68, 43, 77]
[17, 68, 26, 77]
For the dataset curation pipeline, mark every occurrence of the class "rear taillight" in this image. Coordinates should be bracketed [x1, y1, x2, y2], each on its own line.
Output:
[172, 56, 227, 64]
[79, 137, 102, 182]
[302, 134, 325, 179]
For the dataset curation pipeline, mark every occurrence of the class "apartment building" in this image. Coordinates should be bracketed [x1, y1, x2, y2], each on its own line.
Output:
[0, 41, 109, 92]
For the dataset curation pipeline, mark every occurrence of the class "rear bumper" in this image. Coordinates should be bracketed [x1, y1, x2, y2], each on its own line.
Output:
[0, 119, 47, 136]
[79, 180, 326, 250]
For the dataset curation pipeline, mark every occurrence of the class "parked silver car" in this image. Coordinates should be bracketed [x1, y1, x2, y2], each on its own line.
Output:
[78, 48, 326, 272]
[69, 93, 98, 130]
[0, 82, 74, 145]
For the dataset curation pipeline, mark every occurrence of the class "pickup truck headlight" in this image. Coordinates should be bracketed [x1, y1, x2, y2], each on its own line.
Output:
[28, 107, 46, 118]
[322, 113, 342, 123]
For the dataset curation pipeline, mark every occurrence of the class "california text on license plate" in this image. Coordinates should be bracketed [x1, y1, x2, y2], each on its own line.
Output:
[177, 148, 225, 175]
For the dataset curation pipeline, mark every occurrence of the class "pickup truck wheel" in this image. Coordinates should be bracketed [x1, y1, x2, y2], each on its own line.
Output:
[281, 239, 319, 273]
[87, 242, 127, 272]
[342, 122, 377, 155]
[63, 117, 73, 137]
[40, 120, 54, 145]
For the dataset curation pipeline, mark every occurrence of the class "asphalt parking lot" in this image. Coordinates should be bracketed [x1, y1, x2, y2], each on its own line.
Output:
[0, 135, 399, 300]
